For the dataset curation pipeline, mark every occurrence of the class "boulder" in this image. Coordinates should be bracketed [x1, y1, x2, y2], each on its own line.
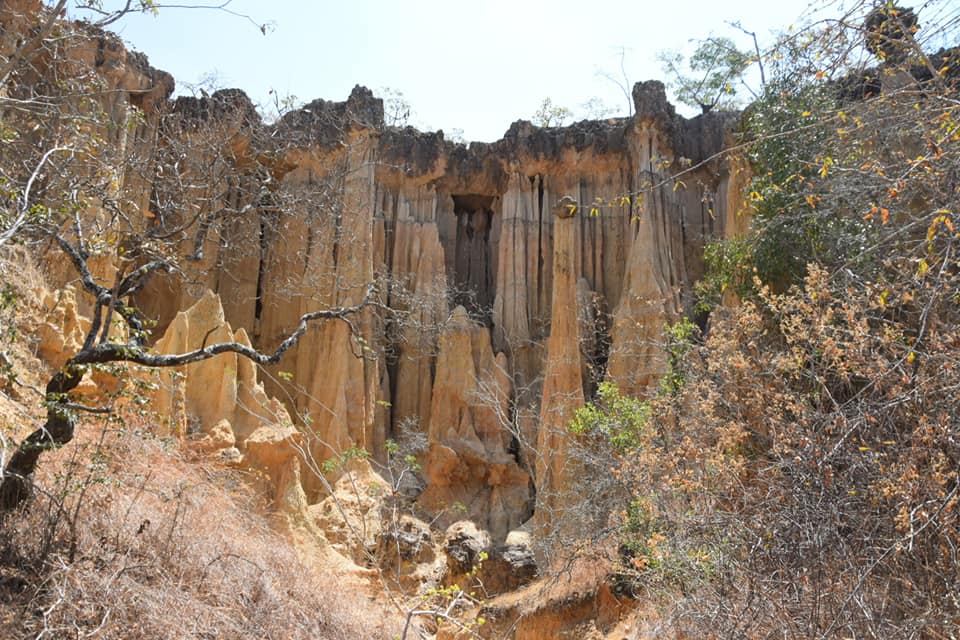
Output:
[443, 521, 538, 596]
[243, 423, 308, 514]
[310, 465, 390, 563]
[375, 514, 440, 590]
[444, 520, 491, 575]
[191, 418, 236, 453]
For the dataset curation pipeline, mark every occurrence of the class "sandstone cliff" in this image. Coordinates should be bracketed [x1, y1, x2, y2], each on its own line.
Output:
[6, 0, 746, 572]
[148, 81, 745, 551]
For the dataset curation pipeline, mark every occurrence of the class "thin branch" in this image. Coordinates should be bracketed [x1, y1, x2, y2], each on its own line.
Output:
[69, 282, 376, 369]
[729, 21, 766, 89]
[62, 402, 113, 415]
[117, 260, 172, 297]
[0, 146, 72, 248]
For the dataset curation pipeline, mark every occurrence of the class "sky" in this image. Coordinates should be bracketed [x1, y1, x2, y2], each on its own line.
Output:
[62, 1, 949, 142]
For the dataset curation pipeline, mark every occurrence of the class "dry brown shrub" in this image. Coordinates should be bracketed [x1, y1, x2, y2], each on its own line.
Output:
[609, 269, 960, 639]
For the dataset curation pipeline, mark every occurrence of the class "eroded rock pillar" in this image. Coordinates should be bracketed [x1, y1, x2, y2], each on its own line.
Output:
[534, 197, 585, 544]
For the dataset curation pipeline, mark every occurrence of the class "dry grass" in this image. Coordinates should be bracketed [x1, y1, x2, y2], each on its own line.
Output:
[0, 249, 401, 639]
[0, 415, 400, 639]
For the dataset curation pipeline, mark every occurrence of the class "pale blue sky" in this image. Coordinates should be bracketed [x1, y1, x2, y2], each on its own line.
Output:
[62, 1, 946, 141]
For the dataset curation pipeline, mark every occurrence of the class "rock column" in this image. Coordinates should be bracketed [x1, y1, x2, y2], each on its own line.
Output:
[534, 197, 585, 542]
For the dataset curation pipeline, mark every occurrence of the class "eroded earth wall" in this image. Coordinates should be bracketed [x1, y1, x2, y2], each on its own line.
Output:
[145, 83, 748, 543]
[4, 4, 748, 547]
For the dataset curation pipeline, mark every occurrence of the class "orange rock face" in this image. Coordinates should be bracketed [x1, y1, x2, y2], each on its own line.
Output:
[418, 306, 530, 541]
[10, 5, 746, 550]
[181, 83, 745, 548]
[151, 292, 305, 512]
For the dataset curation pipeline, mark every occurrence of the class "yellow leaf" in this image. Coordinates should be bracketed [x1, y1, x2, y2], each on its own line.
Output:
[819, 157, 833, 178]
[928, 214, 954, 240]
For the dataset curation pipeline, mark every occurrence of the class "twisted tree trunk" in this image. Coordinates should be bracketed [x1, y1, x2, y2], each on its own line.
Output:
[0, 364, 84, 511]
